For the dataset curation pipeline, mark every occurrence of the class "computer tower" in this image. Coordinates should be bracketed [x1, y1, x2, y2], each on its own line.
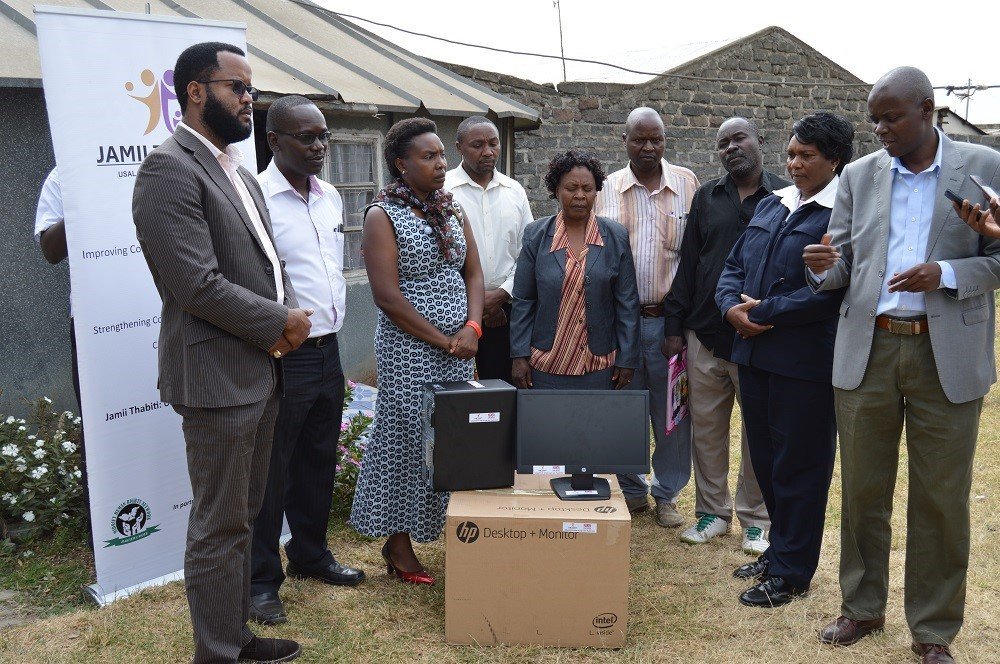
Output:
[422, 379, 516, 491]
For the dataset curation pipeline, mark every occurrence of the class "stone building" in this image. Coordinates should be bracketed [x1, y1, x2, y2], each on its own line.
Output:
[445, 26, 1000, 217]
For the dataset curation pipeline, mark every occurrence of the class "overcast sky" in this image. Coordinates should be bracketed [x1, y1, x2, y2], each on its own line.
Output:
[317, 0, 1000, 126]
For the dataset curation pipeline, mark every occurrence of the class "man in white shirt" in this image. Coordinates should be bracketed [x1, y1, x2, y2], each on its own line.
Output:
[249, 96, 364, 628]
[444, 116, 532, 382]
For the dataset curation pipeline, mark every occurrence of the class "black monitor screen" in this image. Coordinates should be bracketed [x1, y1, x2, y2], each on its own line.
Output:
[516, 390, 650, 475]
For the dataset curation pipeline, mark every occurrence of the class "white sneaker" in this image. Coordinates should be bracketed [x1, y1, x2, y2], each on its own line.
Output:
[679, 513, 729, 544]
[742, 526, 769, 555]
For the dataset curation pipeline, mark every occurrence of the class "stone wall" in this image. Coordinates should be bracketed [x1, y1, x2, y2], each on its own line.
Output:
[444, 27, 1000, 218]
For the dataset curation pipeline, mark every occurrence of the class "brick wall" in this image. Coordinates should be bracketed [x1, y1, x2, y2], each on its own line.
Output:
[444, 27, 1000, 218]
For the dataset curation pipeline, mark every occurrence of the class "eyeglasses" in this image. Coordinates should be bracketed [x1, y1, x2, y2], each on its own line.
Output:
[274, 131, 333, 146]
[197, 78, 260, 101]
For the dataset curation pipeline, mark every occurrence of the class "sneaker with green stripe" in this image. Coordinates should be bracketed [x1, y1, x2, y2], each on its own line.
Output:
[679, 512, 729, 544]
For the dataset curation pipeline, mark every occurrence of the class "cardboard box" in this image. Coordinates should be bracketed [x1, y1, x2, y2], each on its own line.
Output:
[445, 473, 630, 648]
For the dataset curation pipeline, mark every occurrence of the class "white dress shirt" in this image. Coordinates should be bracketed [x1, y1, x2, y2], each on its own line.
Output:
[176, 122, 284, 303]
[258, 160, 346, 336]
[34, 167, 63, 244]
[444, 164, 532, 296]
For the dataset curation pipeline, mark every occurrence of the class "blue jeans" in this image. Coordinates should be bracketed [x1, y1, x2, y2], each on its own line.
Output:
[617, 316, 692, 502]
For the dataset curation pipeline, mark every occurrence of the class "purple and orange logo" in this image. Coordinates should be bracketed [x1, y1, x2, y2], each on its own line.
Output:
[125, 68, 180, 135]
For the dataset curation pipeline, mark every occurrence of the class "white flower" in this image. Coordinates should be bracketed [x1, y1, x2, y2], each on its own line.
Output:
[73, 417, 81, 425]
[43, 397, 52, 404]
[32, 448, 46, 460]
[50, 497, 57, 504]
[61, 441, 77, 454]
[29, 466, 48, 479]
[27, 434, 35, 440]
[63, 411, 73, 417]
[2, 493, 13, 504]
[17, 426, 26, 432]
[1, 444, 18, 457]
[35, 440, 45, 448]
[15, 463, 27, 473]
[22, 511, 35, 522]
[73, 469, 82, 479]
[4, 416, 14, 424]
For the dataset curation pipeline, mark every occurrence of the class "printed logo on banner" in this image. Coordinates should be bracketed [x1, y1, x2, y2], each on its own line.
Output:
[593, 505, 617, 514]
[124, 68, 181, 135]
[104, 498, 161, 547]
[455, 521, 480, 544]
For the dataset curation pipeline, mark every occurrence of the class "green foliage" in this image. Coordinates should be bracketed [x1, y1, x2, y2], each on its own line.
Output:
[334, 381, 373, 506]
[0, 398, 85, 540]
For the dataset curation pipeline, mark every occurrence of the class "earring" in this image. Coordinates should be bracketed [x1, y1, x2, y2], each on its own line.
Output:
[402, 170, 407, 177]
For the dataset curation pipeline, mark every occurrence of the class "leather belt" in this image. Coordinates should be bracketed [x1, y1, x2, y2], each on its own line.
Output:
[640, 304, 664, 318]
[301, 332, 337, 348]
[875, 315, 928, 335]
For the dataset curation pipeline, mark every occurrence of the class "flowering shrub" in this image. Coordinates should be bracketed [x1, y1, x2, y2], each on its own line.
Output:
[334, 381, 373, 505]
[0, 397, 84, 539]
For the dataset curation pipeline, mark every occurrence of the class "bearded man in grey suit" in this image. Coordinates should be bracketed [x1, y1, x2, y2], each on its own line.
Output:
[133, 42, 311, 664]
[804, 67, 1000, 664]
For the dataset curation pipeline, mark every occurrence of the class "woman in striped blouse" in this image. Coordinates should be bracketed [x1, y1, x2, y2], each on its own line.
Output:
[510, 151, 640, 391]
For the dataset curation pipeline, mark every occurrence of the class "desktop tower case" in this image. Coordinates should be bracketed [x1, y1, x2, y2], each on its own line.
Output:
[421, 379, 517, 491]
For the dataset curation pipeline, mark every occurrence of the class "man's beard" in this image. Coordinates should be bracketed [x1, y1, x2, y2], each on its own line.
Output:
[202, 88, 252, 145]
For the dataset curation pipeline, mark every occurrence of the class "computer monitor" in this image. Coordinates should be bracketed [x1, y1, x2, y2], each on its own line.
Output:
[516, 389, 650, 501]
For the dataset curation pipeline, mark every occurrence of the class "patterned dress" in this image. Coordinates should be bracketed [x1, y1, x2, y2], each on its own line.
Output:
[349, 200, 473, 542]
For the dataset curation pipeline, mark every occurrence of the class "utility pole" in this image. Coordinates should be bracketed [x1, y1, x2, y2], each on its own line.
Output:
[553, 0, 567, 83]
[965, 77, 971, 120]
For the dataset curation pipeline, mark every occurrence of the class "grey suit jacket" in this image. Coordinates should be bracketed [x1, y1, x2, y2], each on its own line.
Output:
[816, 134, 1000, 403]
[510, 214, 640, 368]
[133, 128, 296, 408]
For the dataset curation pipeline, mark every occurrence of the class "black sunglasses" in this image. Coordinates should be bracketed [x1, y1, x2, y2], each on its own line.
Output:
[274, 131, 332, 146]
[198, 78, 260, 101]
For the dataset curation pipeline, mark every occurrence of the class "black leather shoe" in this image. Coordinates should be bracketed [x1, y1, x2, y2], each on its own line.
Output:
[738, 576, 808, 607]
[733, 555, 769, 580]
[286, 559, 366, 587]
[238, 636, 301, 662]
[249, 592, 287, 626]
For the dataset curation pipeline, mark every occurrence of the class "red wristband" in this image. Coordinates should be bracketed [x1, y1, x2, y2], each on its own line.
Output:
[464, 320, 483, 339]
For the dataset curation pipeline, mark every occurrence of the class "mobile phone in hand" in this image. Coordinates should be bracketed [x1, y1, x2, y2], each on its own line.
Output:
[944, 189, 965, 205]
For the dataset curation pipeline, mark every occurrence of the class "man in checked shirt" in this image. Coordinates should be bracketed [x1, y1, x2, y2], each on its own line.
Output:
[596, 107, 699, 522]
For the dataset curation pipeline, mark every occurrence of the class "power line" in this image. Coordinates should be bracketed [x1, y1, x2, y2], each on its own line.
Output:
[299, 1, 875, 88]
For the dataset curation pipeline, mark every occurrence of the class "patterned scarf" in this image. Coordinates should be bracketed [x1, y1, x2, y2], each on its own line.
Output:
[374, 178, 462, 262]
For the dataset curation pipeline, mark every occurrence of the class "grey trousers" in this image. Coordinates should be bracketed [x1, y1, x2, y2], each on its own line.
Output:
[836, 328, 981, 646]
[174, 392, 280, 664]
[686, 330, 768, 529]
[618, 316, 692, 502]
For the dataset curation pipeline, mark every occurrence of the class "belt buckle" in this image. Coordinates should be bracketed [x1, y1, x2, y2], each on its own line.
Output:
[889, 318, 914, 335]
[315, 334, 328, 348]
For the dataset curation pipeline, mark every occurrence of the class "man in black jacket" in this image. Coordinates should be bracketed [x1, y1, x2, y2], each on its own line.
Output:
[662, 117, 787, 552]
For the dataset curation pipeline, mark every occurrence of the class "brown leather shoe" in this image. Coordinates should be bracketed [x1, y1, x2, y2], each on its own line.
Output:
[911, 643, 954, 663]
[818, 615, 885, 645]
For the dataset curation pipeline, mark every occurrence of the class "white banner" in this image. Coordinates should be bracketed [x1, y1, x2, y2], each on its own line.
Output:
[36, 6, 254, 605]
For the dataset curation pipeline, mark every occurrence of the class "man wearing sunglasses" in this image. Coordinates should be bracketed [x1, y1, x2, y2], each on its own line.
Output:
[249, 95, 365, 627]
[133, 42, 311, 663]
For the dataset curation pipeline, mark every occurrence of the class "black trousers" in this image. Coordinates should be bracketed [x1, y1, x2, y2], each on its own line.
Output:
[738, 365, 836, 589]
[69, 319, 94, 551]
[250, 335, 345, 596]
[475, 304, 512, 383]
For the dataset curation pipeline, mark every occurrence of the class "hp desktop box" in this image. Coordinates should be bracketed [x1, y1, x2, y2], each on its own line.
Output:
[421, 379, 516, 491]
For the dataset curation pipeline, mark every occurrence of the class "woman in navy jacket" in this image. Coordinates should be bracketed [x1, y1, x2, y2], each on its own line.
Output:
[716, 112, 853, 607]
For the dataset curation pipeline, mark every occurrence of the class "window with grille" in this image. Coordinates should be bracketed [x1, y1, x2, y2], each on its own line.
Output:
[322, 133, 383, 271]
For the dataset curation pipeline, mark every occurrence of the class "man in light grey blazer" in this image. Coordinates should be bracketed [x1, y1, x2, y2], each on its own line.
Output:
[133, 42, 311, 664]
[804, 67, 1000, 664]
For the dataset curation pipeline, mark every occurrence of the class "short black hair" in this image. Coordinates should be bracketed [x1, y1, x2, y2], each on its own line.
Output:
[544, 150, 606, 198]
[456, 115, 498, 143]
[791, 112, 855, 175]
[384, 117, 438, 179]
[174, 42, 245, 113]
[266, 95, 319, 133]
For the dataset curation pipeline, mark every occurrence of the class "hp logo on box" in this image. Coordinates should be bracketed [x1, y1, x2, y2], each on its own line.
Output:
[456, 521, 480, 543]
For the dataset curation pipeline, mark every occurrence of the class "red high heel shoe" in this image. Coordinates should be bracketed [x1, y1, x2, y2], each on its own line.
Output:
[381, 542, 435, 585]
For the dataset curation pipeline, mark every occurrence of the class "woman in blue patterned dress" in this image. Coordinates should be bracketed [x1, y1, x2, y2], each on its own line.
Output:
[349, 118, 484, 585]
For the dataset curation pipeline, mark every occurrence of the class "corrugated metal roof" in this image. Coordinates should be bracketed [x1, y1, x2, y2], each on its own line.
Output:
[0, 0, 540, 127]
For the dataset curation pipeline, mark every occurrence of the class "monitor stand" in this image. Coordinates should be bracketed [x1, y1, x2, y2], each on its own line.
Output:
[550, 474, 611, 501]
